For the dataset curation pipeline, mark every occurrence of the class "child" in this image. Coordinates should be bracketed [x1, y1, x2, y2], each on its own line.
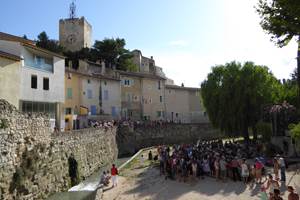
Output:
[260, 185, 268, 200]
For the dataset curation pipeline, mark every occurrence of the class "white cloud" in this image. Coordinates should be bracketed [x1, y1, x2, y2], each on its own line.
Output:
[169, 40, 189, 47]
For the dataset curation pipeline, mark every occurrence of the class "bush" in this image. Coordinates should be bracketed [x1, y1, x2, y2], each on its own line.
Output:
[0, 119, 9, 129]
[256, 121, 272, 142]
[289, 123, 300, 140]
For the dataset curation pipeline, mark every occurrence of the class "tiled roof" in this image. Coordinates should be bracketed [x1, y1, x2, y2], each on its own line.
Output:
[166, 84, 200, 91]
[0, 51, 22, 61]
[117, 70, 166, 80]
[0, 32, 65, 59]
[0, 32, 35, 45]
[66, 68, 120, 81]
[22, 43, 65, 59]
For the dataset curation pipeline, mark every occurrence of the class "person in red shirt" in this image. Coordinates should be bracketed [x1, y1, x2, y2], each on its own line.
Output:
[111, 164, 118, 187]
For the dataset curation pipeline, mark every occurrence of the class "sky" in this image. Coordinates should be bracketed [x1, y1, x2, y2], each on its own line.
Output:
[0, 0, 297, 87]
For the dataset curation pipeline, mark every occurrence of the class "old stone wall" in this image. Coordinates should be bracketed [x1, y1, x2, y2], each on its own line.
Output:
[0, 99, 118, 200]
[117, 123, 221, 157]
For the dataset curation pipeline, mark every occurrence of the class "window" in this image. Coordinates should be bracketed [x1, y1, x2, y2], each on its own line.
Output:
[20, 101, 56, 118]
[104, 90, 109, 100]
[43, 77, 49, 90]
[158, 81, 161, 90]
[160, 96, 163, 103]
[65, 108, 72, 115]
[87, 79, 91, 84]
[104, 81, 107, 85]
[67, 88, 73, 99]
[87, 90, 93, 99]
[35, 56, 43, 66]
[24, 53, 53, 72]
[124, 80, 130, 86]
[157, 111, 162, 117]
[31, 75, 37, 89]
[111, 106, 117, 117]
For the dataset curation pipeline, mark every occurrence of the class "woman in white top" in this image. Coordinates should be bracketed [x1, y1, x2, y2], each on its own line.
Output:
[241, 159, 249, 184]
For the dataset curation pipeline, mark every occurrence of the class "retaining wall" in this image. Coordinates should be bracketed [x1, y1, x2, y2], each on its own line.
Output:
[0, 99, 118, 200]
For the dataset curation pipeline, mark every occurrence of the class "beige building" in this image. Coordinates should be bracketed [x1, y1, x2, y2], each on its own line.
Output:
[64, 60, 121, 130]
[119, 50, 168, 120]
[165, 85, 208, 123]
[59, 17, 92, 52]
[119, 71, 166, 120]
[0, 51, 22, 108]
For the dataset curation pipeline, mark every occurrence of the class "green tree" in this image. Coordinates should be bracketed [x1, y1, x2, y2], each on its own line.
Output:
[36, 31, 64, 54]
[201, 61, 281, 141]
[256, 0, 300, 102]
[93, 38, 127, 69]
[22, 35, 28, 40]
[116, 53, 138, 72]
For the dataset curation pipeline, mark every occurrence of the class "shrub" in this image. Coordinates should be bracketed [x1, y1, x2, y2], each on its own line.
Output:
[0, 119, 9, 129]
[289, 123, 300, 140]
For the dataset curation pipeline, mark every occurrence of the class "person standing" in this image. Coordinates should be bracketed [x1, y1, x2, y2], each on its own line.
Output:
[214, 158, 220, 180]
[255, 158, 263, 184]
[266, 174, 279, 197]
[270, 189, 283, 200]
[288, 186, 299, 200]
[231, 157, 239, 182]
[278, 156, 286, 182]
[273, 158, 279, 181]
[241, 159, 249, 184]
[111, 164, 118, 187]
[219, 156, 227, 182]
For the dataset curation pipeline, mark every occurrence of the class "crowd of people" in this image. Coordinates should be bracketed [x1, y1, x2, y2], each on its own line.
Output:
[89, 120, 116, 130]
[155, 140, 299, 200]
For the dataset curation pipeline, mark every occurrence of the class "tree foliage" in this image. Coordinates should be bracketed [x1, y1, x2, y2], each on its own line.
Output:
[93, 38, 128, 69]
[256, 0, 300, 47]
[256, 0, 300, 103]
[201, 61, 281, 140]
[36, 31, 64, 54]
[116, 53, 138, 72]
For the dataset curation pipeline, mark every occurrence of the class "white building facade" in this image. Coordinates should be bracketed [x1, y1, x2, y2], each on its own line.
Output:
[0, 32, 65, 130]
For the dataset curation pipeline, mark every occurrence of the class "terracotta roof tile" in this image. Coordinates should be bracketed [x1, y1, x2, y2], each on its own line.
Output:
[0, 32, 35, 45]
[0, 51, 22, 61]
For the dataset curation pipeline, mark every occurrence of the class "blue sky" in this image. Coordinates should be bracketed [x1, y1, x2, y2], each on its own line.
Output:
[0, 0, 297, 87]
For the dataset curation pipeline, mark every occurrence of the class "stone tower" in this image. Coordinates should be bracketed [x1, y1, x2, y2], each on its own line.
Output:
[59, 17, 92, 52]
[59, 2, 92, 52]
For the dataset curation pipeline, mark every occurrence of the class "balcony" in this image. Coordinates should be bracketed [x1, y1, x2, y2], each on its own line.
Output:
[24, 55, 53, 73]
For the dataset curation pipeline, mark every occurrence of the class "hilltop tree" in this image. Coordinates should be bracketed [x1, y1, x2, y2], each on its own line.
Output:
[36, 31, 64, 54]
[116, 53, 138, 72]
[201, 61, 281, 141]
[93, 38, 128, 69]
[256, 0, 300, 102]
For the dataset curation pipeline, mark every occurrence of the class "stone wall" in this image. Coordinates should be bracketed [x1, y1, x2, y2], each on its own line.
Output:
[0, 99, 118, 200]
[117, 123, 221, 157]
